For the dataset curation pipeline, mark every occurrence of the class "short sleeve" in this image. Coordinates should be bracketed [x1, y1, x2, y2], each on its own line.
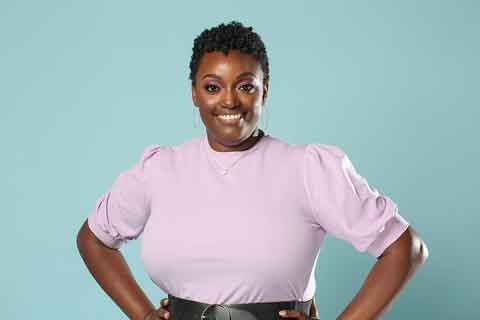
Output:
[303, 144, 410, 258]
[87, 144, 162, 249]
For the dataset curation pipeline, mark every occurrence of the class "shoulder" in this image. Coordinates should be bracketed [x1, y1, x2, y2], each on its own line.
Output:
[266, 135, 346, 162]
[262, 135, 306, 156]
[138, 136, 204, 167]
[140, 144, 167, 161]
[304, 143, 346, 161]
[138, 144, 170, 166]
[258, 136, 349, 171]
[302, 143, 352, 180]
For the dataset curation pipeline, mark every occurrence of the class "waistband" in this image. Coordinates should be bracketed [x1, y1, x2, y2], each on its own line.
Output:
[167, 294, 313, 320]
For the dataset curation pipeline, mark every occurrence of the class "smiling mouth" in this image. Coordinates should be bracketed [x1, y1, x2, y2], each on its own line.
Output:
[216, 113, 245, 125]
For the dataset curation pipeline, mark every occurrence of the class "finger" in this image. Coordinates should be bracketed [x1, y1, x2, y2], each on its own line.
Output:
[278, 310, 307, 319]
[160, 298, 170, 307]
[144, 310, 163, 320]
[156, 308, 171, 319]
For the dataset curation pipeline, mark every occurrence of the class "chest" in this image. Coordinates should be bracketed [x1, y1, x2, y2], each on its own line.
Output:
[141, 166, 322, 276]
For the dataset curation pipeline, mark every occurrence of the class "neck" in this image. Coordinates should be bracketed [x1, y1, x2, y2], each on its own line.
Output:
[206, 128, 265, 152]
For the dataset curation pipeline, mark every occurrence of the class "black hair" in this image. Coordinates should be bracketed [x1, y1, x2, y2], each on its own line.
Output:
[189, 21, 270, 86]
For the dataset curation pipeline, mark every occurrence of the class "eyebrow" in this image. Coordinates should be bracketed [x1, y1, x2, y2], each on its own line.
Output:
[201, 72, 257, 80]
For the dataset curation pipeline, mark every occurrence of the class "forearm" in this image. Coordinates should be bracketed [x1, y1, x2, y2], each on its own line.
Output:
[336, 247, 427, 320]
[77, 220, 155, 320]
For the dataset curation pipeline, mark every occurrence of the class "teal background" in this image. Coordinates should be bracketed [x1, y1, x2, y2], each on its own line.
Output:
[1, 1, 478, 319]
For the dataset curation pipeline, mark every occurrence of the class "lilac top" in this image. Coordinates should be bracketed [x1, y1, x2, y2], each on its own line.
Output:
[87, 134, 409, 304]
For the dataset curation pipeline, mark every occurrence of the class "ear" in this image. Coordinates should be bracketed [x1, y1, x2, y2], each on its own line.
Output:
[262, 81, 269, 106]
[192, 83, 199, 108]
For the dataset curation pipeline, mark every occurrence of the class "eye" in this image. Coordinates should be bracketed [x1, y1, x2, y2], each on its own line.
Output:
[204, 84, 220, 93]
[239, 83, 256, 93]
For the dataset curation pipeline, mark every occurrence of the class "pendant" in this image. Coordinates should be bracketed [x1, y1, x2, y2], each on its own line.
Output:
[220, 169, 228, 175]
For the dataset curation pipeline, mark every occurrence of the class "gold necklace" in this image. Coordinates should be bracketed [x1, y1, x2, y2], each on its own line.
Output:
[204, 130, 265, 175]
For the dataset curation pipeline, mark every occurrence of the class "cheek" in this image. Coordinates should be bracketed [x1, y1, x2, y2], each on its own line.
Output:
[198, 95, 220, 109]
[244, 106, 262, 122]
[240, 92, 262, 107]
[197, 102, 218, 122]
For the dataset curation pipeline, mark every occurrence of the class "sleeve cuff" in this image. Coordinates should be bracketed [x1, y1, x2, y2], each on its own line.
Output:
[366, 213, 410, 258]
[87, 215, 124, 249]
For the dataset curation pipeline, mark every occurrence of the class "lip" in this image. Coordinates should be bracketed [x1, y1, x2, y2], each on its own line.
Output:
[215, 112, 245, 126]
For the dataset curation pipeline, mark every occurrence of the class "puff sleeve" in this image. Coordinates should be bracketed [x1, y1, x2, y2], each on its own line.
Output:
[303, 144, 409, 258]
[87, 144, 161, 249]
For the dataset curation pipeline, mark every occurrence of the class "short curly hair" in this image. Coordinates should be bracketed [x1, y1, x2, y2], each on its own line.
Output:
[189, 21, 270, 86]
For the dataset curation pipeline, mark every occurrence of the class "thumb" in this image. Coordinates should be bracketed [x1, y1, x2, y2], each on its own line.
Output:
[160, 298, 170, 307]
[144, 309, 163, 320]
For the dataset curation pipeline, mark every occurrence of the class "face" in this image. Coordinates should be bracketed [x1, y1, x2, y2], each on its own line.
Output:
[191, 49, 268, 152]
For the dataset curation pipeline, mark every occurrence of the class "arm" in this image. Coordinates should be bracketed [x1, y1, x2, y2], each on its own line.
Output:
[336, 226, 429, 320]
[76, 219, 156, 320]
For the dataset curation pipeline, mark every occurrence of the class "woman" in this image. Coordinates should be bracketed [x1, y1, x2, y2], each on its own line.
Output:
[77, 21, 429, 320]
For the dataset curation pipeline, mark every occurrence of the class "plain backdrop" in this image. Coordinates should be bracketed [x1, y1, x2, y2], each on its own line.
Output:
[1, 1, 478, 319]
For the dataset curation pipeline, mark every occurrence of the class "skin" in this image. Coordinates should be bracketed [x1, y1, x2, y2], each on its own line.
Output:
[150, 296, 319, 320]
[147, 227, 429, 320]
[77, 48, 429, 320]
[146, 49, 319, 320]
[77, 221, 157, 320]
[189, 49, 429, 318]
[280, 227, 429, 320]
[191, 49, 268, 152]
[76, 49, 314, 320]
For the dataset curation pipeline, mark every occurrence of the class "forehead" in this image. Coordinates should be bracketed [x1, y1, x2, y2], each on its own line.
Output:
[196, 49, 263, 79]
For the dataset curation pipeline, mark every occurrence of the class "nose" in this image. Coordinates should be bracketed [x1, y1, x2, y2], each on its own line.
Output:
[221, 88, 239, 108]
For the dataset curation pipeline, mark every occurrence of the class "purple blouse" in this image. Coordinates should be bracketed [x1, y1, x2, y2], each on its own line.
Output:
[87, 134, 409, 304]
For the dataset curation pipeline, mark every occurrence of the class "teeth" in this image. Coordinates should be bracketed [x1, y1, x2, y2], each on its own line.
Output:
[218, 114, 242, 119]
